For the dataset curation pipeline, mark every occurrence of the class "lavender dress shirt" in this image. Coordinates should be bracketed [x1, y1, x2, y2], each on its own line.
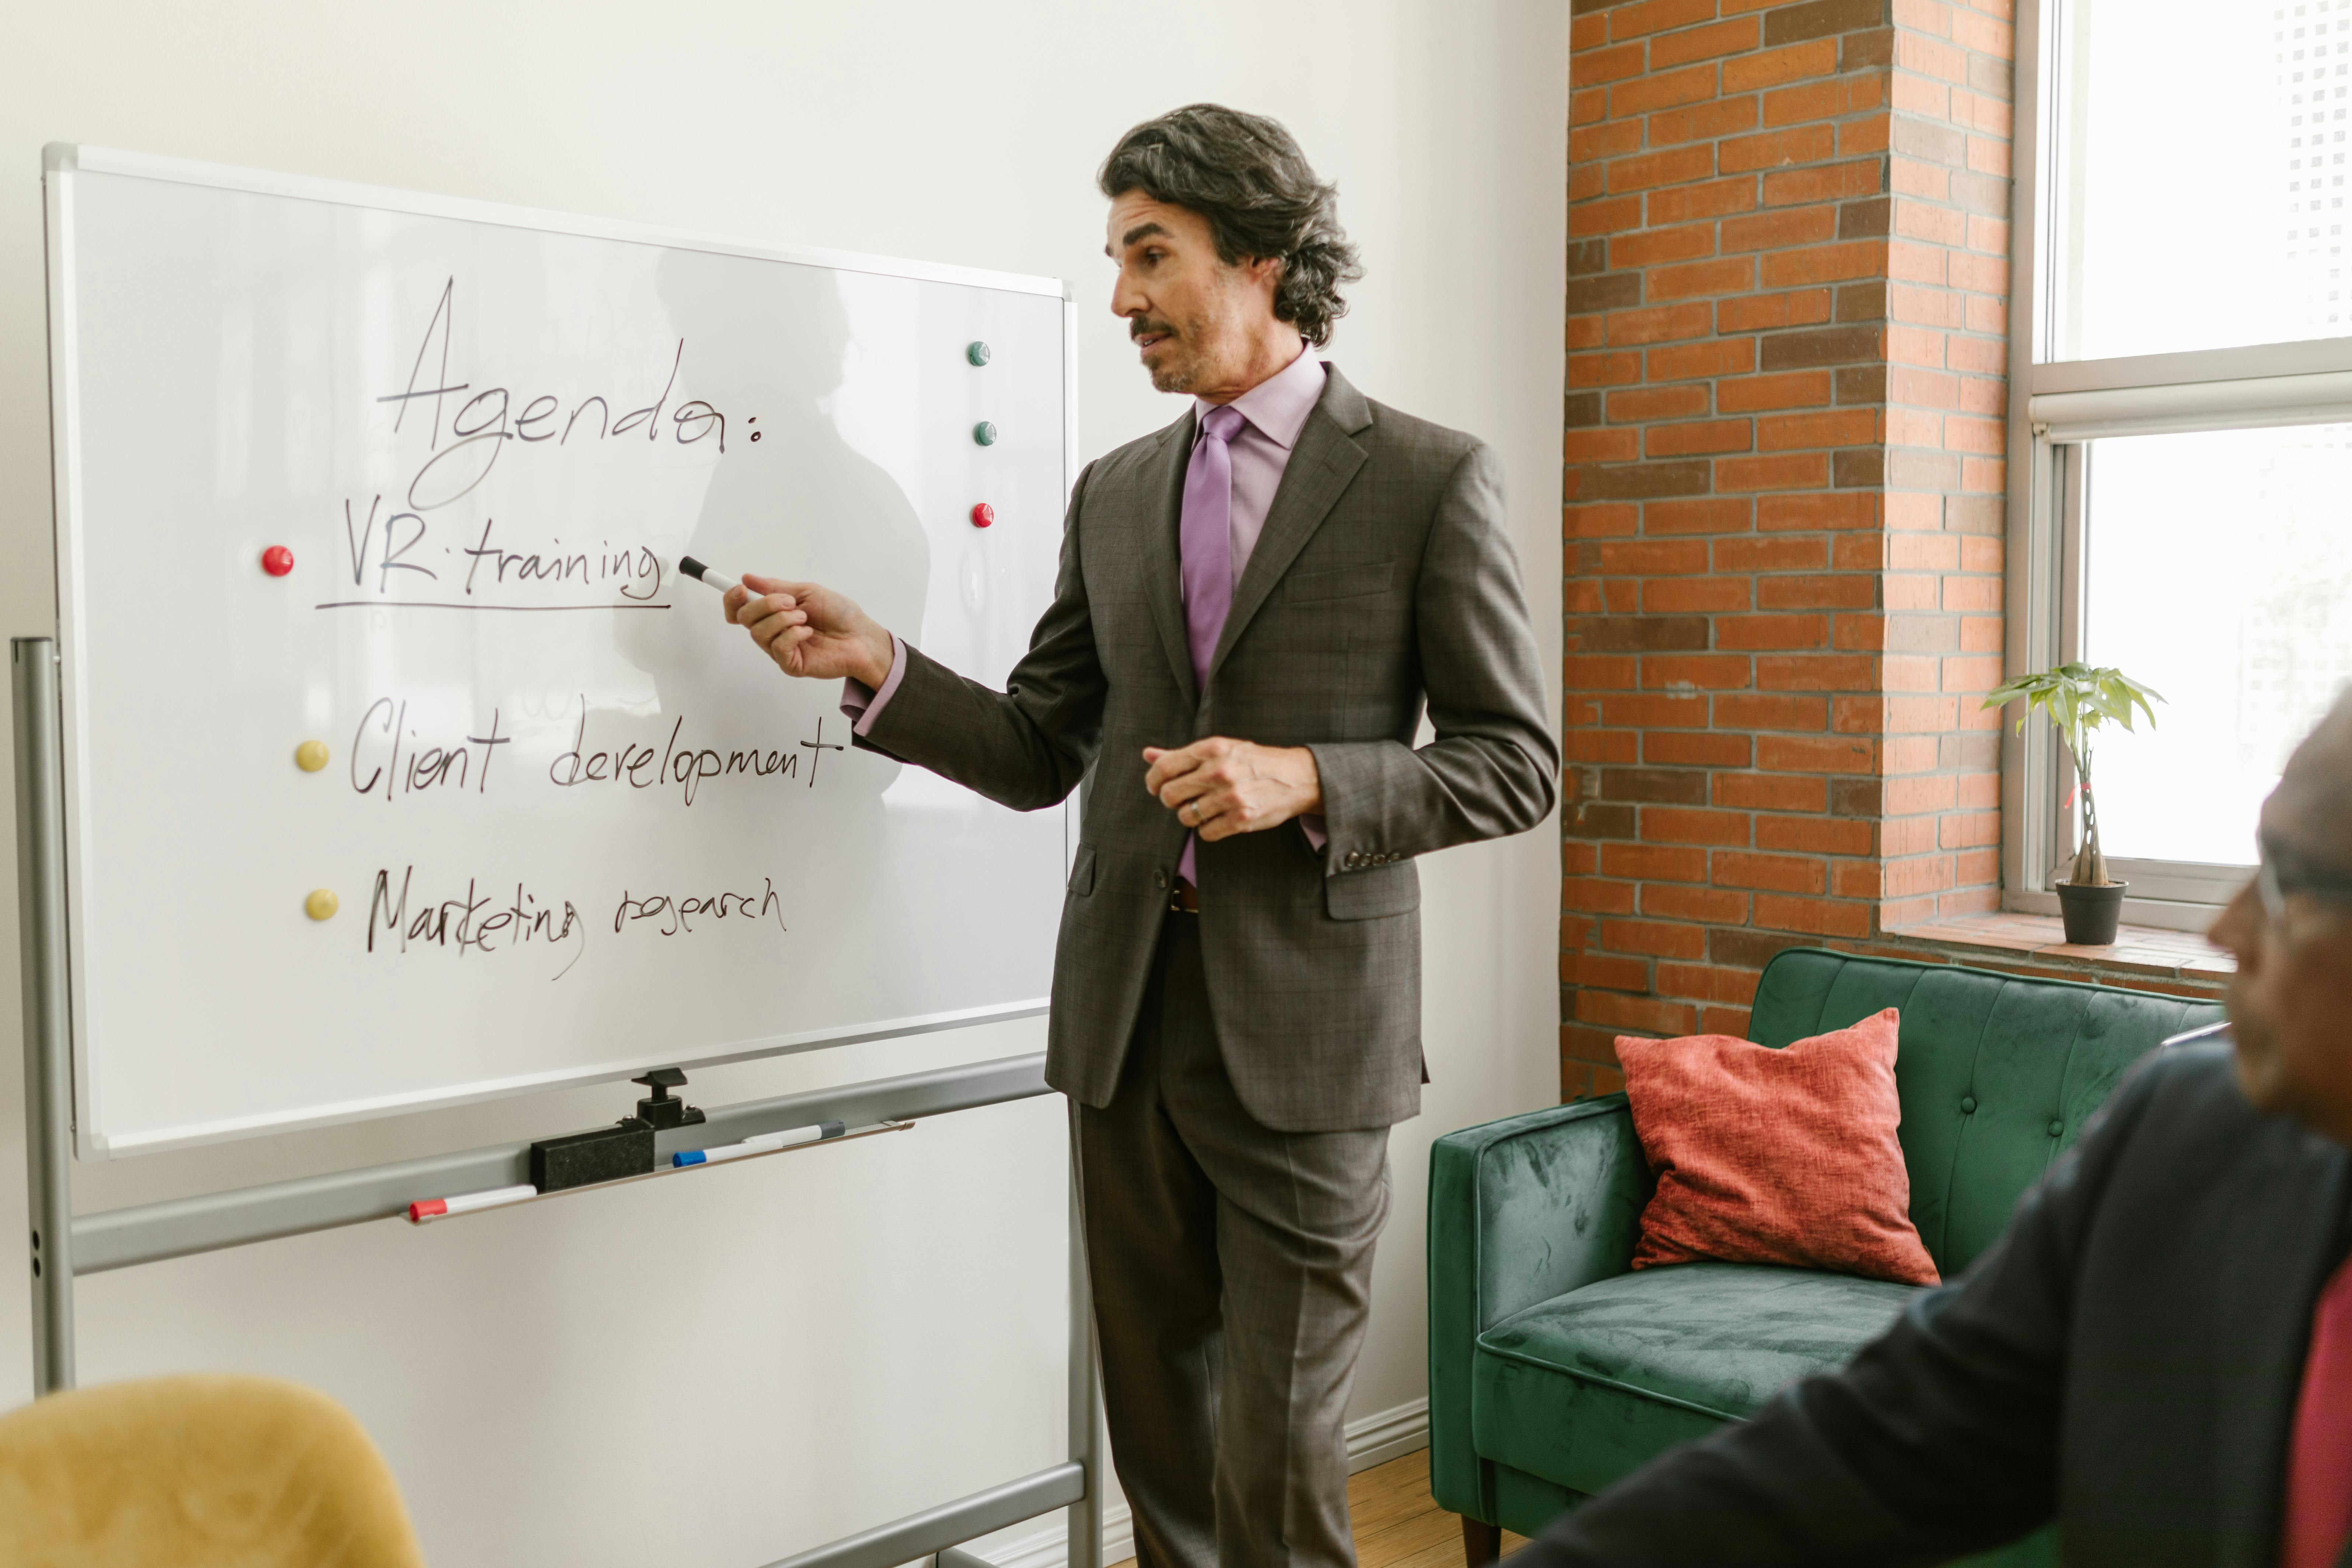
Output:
[843, 343, 1331, 855]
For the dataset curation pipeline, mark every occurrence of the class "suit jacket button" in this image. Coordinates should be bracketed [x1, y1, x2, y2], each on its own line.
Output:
[1153, 870, 1168, 889]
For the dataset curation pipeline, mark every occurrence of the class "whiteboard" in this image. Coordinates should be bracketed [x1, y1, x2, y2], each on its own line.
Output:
[42, 146, 1074, 1155]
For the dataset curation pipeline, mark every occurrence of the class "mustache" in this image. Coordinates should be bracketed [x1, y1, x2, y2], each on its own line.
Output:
[1129, 318, 1177, 342]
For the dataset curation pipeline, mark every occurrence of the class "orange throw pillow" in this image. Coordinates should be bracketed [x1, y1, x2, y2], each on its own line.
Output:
[1616, 1008, 1939, 1287]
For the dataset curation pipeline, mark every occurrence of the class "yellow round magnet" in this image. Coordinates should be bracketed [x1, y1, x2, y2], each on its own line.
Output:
[295, 740, 329, 772]
[305, 888, 339, 921]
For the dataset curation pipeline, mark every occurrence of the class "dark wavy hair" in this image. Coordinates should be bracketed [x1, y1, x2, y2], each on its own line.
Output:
[1098, 104, 1363, 347]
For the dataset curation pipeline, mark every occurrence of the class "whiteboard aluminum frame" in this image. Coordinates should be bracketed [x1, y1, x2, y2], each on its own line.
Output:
[41, 143, 1078, 1156]
[44, 143, 1072, 300]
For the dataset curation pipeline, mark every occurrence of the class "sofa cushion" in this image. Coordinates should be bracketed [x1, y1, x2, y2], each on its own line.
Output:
[1471, 1261, 1921, 1498]
[1619, 1009, 1939, 1286]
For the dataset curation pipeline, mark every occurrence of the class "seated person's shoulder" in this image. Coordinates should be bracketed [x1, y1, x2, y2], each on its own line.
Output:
[2124, 1037, 2259, 1123]
[2088, 1036, 2312, 1181]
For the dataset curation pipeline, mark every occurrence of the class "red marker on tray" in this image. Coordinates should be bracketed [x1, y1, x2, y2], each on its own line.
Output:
[407, 1183, 536, 1224]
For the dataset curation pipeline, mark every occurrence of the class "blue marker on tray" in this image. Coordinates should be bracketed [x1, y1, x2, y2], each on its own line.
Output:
[673, 1122, 846, 1168]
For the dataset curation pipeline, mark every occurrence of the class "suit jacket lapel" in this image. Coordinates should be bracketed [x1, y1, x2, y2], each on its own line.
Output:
[1142, 407, 1199, 703]
[1206, 364, 1372, 685]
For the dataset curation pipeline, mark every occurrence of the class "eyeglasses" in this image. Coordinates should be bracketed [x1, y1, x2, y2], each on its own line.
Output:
[2255, 833, 2352, 924]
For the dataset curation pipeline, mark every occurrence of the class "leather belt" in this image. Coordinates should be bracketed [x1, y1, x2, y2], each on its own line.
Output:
[1169, 879, 1201, 914]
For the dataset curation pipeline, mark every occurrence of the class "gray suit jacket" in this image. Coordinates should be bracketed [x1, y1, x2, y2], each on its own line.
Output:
[856, 365, 1557, 1132]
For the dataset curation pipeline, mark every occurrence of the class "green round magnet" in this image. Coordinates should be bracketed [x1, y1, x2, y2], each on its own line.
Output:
[972, 421, 998, 446]
[966, 341, 992, 366]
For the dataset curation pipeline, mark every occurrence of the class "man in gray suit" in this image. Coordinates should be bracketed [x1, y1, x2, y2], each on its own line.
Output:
[722, 104, 1557, 1568]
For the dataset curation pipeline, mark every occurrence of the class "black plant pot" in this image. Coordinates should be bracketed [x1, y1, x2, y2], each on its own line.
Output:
[2055, 880, 2127, 946]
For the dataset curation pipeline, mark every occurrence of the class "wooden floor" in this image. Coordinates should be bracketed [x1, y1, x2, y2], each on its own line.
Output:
[1108, 1450, 1531, 1568]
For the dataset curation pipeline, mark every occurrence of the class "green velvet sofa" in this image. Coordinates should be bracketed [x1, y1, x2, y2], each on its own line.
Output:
[1428, 947, 2227, 1566]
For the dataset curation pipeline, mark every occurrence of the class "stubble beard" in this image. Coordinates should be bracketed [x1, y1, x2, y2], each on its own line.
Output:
[1146, 342, 1196, 394]
[1135, 316, 1199, 394]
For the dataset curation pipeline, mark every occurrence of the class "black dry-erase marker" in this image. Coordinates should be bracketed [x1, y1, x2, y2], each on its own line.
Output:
[678, 555, 743, 596]
[680, 556, 775, 623]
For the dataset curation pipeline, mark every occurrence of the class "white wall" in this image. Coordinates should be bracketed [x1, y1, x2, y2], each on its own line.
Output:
[0, 5, 1566, 1564]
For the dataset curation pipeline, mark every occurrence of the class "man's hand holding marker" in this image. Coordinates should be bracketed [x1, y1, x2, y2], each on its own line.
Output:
[682, 555, 1319, 840]
[680, 556, 894, 690]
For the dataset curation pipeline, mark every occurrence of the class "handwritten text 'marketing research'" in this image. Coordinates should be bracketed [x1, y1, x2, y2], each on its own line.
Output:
[365, 867, 789, 983]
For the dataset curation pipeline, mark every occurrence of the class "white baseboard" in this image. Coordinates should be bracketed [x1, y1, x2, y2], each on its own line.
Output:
[979, 1396, 1430, 1568]
[1342, 1395, 1432, 1473]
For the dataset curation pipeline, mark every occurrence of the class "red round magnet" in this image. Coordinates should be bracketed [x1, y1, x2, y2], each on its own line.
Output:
[261, 545, 295, 577]
[970, 503, 995, 529]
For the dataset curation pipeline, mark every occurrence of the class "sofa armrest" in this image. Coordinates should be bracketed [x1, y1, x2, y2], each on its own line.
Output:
[1425, 1094, 1651, 1519]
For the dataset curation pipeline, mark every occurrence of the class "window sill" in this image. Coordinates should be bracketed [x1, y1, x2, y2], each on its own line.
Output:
[1858, 911, 2233, 1001]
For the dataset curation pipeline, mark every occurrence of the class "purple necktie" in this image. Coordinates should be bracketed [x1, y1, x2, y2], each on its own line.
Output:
[1176, 405, 1246, 886]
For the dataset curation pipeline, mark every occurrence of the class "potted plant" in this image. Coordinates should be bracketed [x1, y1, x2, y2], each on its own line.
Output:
[1982, 662, 2165, 946]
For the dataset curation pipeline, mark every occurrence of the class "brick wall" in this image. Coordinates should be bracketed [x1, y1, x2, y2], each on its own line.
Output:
[1561, 0, 2018, 1095]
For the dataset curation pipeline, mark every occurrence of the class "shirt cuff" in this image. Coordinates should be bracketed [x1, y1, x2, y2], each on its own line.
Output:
[839, 635, 906, 738]
[1300, 814, 1327, 852]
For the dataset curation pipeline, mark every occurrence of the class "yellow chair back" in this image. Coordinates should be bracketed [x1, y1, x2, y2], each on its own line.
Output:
[0, 1374, 425, 1568]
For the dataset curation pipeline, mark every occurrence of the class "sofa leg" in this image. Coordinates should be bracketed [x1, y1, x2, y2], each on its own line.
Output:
[1461, 1515, 1503, 1567]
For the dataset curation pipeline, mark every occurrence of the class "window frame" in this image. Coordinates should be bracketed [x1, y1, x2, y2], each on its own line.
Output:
[2002, 0, 2349, 931]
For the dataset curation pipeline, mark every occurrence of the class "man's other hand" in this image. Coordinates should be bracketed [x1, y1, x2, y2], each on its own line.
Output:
[1142, 739, 1323, 841]
[725, 573, 895, 689]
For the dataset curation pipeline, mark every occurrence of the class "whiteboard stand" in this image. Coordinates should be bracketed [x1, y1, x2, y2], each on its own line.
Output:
[16, 638, 72, 1391]
[14, 637, 1103, 1568]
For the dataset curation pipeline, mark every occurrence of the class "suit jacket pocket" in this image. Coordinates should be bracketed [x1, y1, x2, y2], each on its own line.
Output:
[1283, 560, 1395, 604]
[1324, 861, 1418, 921]
[1067, 842, 1097, 897]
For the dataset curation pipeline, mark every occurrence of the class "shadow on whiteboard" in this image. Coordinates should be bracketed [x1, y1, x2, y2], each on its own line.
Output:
[621, 249, 930, 802]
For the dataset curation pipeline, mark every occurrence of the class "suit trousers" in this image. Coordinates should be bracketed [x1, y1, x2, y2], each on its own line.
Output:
[1075, 913, 1393, 1568]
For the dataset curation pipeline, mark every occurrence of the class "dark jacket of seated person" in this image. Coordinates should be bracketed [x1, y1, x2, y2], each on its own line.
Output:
[1518, 691, 2352, 1568]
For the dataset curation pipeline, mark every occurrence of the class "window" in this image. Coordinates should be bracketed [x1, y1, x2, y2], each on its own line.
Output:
[2047, 0, 2352, 361]
[2009, 0, 2352, 929]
